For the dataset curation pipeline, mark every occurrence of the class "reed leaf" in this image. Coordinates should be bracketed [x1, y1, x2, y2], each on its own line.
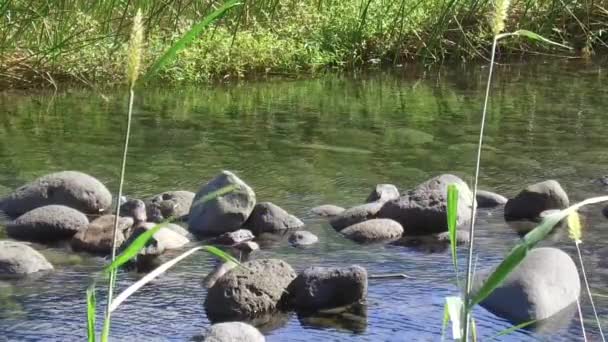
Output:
[86, 284, 96, 342]
[109, 245, 240, 312]
[497, 30, 572, 50]
[447, 184, 459, 274]
[144, 0, 242, 80]
[445, 296, 464, 340]
[102, 223, 164, 275]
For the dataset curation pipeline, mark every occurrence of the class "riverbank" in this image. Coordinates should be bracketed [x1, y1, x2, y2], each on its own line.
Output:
[1, 0, 605, 89]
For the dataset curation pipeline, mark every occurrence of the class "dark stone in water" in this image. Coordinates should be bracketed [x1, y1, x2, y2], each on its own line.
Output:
[245, 202, 304, 235]
[504, 180, 569, 221]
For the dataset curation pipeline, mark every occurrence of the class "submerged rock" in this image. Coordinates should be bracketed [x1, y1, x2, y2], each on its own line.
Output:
[365, 184, 400, 203]
[0, 240, 53, 276]
[311, 205, 345, 217]
[287, 265, 367, 311]
[146, 190, 195, 222]
[288, 230, 319, 247]
[202, 322, 265, 342]
[6, 205, 88, 241]
[71, 215, 133, 254]
[329, 202, 383, 231]
[504, 180, 569, 221]
[211, 229, 255, 245]
[476, 247, 580, 324]
[205, 259, 296, 321]
[188, 171, 256, 237]
[476, 190, 508, 208]
[0, 171, 112, 218]
[245, 202, 303, 235]
[378, 174, 474, 235]
[340, 219, 403, 243]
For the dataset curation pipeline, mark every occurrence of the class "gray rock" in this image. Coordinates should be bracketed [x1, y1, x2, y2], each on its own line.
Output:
[71, 215, 133, 254]
[476, 190, 508, 208]
[340, 219, 403, 243]
[288, 231, 319, 247]
[245, 202, 303, 235]
[0, 240, 53, 275]
[211, 229, 255, 245]
[0, 171, 112, 218]
[203, 261, 238, 289]
[119, 199, 147, 223]
[329, 202, 383, 231]
[377, 174, 474, 235]
[603, 205, 608, 219]
[366, 184, 399, 203]
[202, 322, 265, 342]
[146, 190, 195, 222]
[205, 259, 296, 321]
[6, 205, 89, 241]
[188, 171, 256, 237]
[311, 205, 345, 217]
[504, 180, 569, 221]
[287, 265, 367, 311]
[134, 222, 189, 250]
[118, 224, 167, 273]
[476, 247, 580, 324]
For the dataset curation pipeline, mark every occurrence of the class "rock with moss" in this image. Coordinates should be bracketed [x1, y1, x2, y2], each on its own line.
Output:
[188, 171, 256, 237]
[0, 240, 53, 276]
[0, 171, 112, 218]
[6, 205, 88, 241]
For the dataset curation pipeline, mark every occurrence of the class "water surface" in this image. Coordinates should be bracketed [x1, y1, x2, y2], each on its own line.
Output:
[1, 61, 608, 341]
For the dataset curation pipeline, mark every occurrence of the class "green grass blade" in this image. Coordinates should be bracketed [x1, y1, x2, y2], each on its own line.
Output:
[102, 223, 164, 275]
[144, 0, 242, 80]
[468, 244, 528, 308]
[471, 316, 478, 342]
[445, 296, 463, 340]
[491, 320, 537, 339]
[441, 302, 449, 341]
[507, 30, 572, 50]
[86, 284, 96, 342]
[447, 184, 459, 275]
[109, 245, 240, 312]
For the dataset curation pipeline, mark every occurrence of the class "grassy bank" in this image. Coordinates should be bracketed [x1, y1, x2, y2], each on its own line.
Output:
[1, 0, 607, 89]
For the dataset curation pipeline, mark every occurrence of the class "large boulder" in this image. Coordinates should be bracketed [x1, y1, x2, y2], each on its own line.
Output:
[202, 322, 265, 342]
[188, 171, 256, 237]
[71, 215, 133, 254]
[365, 184, 399, 203]
[288, 231, 319, 247]
[504, 180, 569, 221]
[146, 190, 195, 222]
[0, 240, 53, 276]
[340, 219, 403, 243]
[377, 174, 474, 235]
[245, 202, 303, 235]
[476, 247, 580, 324]
[6, 205, 88, 241]
[310, 205, 345, 217]
[476, 190, 508, 208]
[205, 259, 296, 321]
[329, 202, 383, 231]
[287, 265, 367, 311]
[0, 171, 112, 218]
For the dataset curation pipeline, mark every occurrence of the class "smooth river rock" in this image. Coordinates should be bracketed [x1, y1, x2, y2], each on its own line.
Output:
[365, 184, 400, 203]
[188, 171, 256, 237]
[378, 174, 474, 235]
[311, 205, 345, 217]
[0, 171, 112, 218]
[146, 190, 195, 222]
[287, 265, 367, 311]
[205, 259, 296, 321]
[245, 202, 304, 235]
[0, 240, 53, 276]
[340, 219, 403, 243]
[132, 222, 189, 250]
[504, 180, 569, 221]
[476, 247, 580, 324]
[202, 322, 265, 342]
[119, 198, 147, 223]
[210, 229, 255, 245]
[6, 205, 89, 241]
[288, 230, 319, 247]
[329, 202, 383, 231]
[71, 215, 133, 254]
[476, 190, 508, 208]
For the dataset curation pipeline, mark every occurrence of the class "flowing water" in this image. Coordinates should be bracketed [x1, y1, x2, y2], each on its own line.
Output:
[1, 60, 608, 341]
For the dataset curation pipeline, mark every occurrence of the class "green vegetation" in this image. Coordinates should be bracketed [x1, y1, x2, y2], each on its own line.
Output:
[2, 0, 607, 88]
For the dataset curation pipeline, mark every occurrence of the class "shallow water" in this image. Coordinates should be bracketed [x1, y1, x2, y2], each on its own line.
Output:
[1, 60, 608, 341]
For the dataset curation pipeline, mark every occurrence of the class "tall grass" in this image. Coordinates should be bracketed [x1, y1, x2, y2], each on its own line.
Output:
[1, 0, 606, 88]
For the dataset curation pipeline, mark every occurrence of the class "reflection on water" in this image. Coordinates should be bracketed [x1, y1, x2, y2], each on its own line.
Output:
[1, 60, 608, 340]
